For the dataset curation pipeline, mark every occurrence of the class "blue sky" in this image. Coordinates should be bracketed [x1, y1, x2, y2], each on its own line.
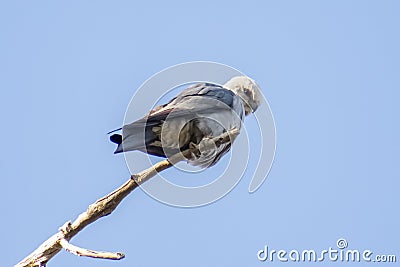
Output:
[1, 1, 399, 266]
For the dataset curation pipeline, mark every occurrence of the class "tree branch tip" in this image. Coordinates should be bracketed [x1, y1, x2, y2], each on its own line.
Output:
[60, 239, 125, 260]
[227, 128, 239, 138]
[116, 252, 126, 259]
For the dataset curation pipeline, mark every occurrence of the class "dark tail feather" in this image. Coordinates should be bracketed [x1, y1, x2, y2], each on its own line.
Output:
[110, 134, 122, 145]
[110, 134, 124, 154]
[110, 126, 158, 154]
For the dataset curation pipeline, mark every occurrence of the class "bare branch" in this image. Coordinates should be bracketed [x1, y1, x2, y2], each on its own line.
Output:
[60, 239, 125, 260]
[15, 129, 238, 267]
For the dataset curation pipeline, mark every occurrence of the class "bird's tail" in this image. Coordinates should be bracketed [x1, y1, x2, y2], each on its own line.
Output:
[110, 134, 123, 153]
[109, 125, 157, 154]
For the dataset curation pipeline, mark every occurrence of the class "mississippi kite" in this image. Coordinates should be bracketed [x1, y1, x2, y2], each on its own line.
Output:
[110, 76, 262, 168]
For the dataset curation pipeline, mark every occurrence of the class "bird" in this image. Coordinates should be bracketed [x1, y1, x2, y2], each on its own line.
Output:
[109, 76, 262, 168]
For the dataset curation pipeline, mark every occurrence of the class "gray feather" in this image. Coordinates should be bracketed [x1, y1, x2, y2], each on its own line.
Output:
[110, 82, 245, 167]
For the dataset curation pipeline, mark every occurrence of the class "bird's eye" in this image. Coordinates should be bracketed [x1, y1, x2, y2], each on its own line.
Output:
[243, 88, 250, 95]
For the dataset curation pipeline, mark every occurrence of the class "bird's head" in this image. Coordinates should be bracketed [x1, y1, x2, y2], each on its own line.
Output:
[224, 76, 262, 116]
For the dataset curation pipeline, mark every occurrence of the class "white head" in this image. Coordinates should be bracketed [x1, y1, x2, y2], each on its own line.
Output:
[224, 76, 263, 116]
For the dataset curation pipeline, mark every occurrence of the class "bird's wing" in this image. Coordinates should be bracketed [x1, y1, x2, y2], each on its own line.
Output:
[108, 83, 231, 133]
[148, 82, 236, 117]
[112, 83, 240, 154]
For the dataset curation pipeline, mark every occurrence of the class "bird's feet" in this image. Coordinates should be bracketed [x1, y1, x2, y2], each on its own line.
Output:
[189, 137, 217, 159]
[189, 141, 201, 158]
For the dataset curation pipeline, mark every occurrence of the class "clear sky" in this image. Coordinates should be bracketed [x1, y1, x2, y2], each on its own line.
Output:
[1, 1, 399, 266]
